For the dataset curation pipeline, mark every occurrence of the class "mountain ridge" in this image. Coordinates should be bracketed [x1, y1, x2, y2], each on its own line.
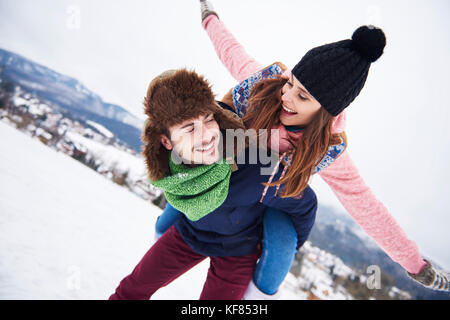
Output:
[0, 47, 144, 151]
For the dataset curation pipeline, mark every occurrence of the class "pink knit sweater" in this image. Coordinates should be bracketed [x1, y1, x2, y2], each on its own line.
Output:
[203, 15, 426, 274]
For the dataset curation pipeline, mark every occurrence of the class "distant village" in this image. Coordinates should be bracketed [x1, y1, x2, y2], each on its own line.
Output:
[0, 81, 411, 300]
[0, 82, 165, 206]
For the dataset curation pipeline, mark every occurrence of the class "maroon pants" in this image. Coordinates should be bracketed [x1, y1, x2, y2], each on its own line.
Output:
[109, 226, 261, 300]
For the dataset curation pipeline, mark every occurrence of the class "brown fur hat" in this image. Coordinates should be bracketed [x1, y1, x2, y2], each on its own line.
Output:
[142, 69, 245, 181]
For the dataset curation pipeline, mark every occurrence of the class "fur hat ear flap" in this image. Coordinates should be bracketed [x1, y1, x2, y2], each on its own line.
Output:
[141, 119, 170, 181]
[214, 106, 246, 131]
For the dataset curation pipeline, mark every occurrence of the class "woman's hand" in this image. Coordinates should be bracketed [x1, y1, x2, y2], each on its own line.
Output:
[281, 69, 291, 80]
[199, 0, 218, 22]
[407, 259, 449, 292]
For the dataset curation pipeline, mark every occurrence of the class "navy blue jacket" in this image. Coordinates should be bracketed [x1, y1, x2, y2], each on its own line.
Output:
[173, 146, 317, 257]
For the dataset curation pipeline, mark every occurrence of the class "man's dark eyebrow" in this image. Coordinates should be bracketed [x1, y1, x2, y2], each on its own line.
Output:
[180, 113, 214, 129]
[180, 122, 194, 129]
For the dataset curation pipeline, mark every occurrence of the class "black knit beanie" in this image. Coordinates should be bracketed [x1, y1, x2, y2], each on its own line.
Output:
[292, 25, 387, 116]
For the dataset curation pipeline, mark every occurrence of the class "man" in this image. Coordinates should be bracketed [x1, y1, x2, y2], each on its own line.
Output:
[109, 69, 317, 300]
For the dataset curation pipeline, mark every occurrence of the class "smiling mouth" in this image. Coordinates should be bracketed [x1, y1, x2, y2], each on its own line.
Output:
[194, 138, 215, 152]
[282, 104, 297, 114]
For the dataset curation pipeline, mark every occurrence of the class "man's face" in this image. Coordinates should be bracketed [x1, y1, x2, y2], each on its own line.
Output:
[160, 113, 221, 165]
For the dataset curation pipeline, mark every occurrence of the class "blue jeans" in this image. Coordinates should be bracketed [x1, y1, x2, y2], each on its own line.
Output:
[155, 203, 182, 239]
[254, 207, 297, 294]
[155, 203, 298, 295]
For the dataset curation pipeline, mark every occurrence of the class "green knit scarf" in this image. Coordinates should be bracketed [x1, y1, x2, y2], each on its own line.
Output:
[150, 152, 232, 221]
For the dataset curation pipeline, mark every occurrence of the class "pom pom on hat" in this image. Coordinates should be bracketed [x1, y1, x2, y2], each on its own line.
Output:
[351, 25, 386, 62]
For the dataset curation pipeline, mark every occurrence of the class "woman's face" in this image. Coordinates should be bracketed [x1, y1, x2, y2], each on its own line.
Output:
[279, 74, 321, 126]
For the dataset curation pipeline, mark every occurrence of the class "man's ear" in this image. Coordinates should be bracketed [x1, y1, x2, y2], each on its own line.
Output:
[160, 134, 173, 150]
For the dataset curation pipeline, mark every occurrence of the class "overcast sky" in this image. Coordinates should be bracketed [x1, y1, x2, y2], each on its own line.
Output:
[1, 0, 449, 269]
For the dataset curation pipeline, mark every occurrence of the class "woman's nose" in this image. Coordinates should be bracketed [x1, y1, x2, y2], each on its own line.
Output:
[281, 90, 290, 104]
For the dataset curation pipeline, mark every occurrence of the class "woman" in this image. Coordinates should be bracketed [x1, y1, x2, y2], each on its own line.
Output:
[197, 0, 449, 294]
[156, 1, 449, 298]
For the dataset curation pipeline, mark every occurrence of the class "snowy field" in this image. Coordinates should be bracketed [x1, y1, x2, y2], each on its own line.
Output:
[0, 120, 211, 300]
[0, 121, 304, 300]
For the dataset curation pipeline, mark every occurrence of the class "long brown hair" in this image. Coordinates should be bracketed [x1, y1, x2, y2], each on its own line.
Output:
[243, 76, 345, 198]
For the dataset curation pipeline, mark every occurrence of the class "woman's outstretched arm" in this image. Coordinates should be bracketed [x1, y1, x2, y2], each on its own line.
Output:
[318, 150, 427, 275]
[201, 14, 263, 82]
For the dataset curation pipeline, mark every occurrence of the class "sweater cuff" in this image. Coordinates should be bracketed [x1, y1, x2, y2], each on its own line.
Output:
[404, 255, 428, 275]
[202, 14, 218, 30]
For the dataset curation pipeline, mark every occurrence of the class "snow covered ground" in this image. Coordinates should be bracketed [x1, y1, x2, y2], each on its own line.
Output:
[64, 130, 146, 181]
[0, 120, 306, 300]
[0, 120, 211, 300]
